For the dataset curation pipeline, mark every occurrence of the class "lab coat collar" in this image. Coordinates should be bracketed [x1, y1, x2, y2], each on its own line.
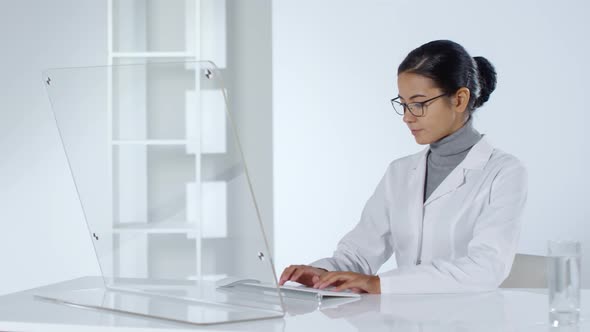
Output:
[411, 135, 493, 171]
[456, 135, 494, 170]
[412, 136, 494, 206]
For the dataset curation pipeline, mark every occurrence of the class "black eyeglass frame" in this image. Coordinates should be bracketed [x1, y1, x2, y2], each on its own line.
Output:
[390, 93, 448, 117]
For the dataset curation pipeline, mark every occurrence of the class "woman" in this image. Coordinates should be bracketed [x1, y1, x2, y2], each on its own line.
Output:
[279, 40, 527, 294]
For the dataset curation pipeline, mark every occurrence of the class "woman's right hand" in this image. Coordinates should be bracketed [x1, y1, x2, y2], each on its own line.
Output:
[279, 265, 328, 287]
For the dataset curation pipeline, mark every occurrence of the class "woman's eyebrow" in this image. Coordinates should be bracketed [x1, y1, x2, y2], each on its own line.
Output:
[398, 94, 427, 101]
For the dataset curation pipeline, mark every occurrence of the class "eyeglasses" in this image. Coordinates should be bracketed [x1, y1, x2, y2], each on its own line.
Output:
[390, 93, 448, 117]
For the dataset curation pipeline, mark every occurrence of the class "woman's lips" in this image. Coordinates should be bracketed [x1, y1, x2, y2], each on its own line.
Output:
[410, 129, 423, 135]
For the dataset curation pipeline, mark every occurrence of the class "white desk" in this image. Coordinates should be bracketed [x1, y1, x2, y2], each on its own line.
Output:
[0, 277, 587, 331]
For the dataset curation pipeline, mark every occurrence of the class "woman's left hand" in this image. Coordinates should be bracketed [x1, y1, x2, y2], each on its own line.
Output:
[312, 271, 381, 294]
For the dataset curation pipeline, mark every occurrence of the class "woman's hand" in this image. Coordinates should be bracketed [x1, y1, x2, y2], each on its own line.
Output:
[313, 271, 381, 294]
[279, 265, 328, 287]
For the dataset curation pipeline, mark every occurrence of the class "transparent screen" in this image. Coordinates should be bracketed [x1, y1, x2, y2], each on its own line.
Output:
[39, 61, 284, 325]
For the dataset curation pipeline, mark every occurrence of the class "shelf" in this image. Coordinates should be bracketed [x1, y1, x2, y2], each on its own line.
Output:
[113, 221, 197, 234]
[110, 52, 197, 58]
[111, 140, 188, 146]
[113, 217, 227, 238]
[187, 274, 227, 281]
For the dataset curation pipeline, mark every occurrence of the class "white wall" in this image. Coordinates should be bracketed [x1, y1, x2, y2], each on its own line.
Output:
[0, 1, 105, 295]
[273, 0, 590, 284]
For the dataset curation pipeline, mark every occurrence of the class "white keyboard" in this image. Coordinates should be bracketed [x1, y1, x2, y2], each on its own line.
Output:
[218, 278, 360, 298]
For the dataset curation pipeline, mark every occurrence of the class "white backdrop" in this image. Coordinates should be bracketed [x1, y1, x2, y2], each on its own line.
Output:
[0, 1, 104, 295]
[272, 0, 590, 284]
[2, 0, 590, 295]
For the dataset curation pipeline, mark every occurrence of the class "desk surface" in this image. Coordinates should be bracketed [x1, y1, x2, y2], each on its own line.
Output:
[0, 277, 586, 332]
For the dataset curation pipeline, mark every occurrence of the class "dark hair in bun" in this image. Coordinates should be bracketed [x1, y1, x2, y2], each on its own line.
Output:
[398, 40, 497, 113]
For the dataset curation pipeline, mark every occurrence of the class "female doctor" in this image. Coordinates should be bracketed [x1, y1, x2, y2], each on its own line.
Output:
[279, 40, 527, 294]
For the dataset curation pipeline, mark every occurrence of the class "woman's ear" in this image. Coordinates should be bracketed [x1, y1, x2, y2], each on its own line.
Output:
[453, 87, 471, 114]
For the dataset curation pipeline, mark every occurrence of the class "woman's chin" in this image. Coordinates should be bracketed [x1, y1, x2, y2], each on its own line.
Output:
[414, 136, 430, 145]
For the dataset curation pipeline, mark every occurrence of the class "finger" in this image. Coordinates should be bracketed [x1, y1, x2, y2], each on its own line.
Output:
[279, 265, 298, 285]
[312, 275, 320, 284]
[313, 272, 334, 288]
[344, 286, 363, 294]
[350, 287, 363, 294]
[283, 265, 305, 284]
[316, 271, 337, 283]
[290, 267, 307, 283]
[317, 273, 352, 289]
[334, 278, 370, 293]
[334, 279, 360, 292]
[278, 267, 291, 285]
[314, 272, 336, 288]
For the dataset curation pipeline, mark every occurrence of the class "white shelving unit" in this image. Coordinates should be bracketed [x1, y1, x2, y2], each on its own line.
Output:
[111, 52, 198, 58]
[106, 0, 228, 281]
[111, 140, 190, 145]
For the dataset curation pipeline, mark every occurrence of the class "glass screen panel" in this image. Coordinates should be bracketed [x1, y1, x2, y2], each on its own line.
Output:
[40, 61, 284, 325]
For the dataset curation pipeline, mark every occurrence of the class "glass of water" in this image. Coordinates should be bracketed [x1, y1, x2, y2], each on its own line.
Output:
[547, 240, 582, 327]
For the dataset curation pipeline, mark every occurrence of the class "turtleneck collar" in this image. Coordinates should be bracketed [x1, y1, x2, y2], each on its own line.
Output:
[428, 117, 482, 165]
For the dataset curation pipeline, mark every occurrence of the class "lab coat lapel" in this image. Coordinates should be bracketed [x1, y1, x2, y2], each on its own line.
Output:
[423, 136, 493, 207]
[410, 149, 428, 221]
[423, 167, 466, 206]
[406, 149, 428, 266]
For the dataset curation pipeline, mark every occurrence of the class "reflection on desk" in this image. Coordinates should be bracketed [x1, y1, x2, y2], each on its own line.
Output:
[0, 277, 587, 332]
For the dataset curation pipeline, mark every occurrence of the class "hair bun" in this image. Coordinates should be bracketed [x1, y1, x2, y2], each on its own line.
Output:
[473, 56, 497, 109]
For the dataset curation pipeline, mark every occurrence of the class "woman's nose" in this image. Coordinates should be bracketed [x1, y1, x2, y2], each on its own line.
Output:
[403, 109, 417, 123]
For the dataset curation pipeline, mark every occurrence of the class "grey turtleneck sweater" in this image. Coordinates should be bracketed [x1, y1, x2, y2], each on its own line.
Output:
[424, 118, 482, 202]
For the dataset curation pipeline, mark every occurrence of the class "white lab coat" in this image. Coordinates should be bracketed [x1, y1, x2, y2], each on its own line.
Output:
[311, 136, 528, 294]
